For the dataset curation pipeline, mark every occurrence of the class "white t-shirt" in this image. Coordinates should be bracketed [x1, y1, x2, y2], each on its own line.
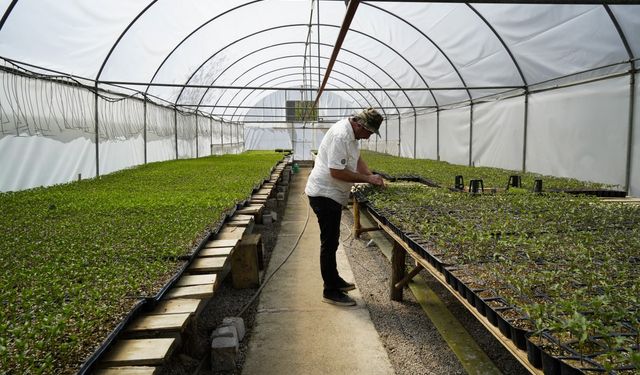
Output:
[305, 118, 359, 205]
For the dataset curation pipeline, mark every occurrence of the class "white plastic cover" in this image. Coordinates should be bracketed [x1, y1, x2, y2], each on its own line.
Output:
[0, 1, 639, 193]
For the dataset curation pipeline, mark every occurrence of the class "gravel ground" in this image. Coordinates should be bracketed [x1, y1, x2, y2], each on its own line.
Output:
[160, 197, 527, 375]
[340, 210, 527, 375]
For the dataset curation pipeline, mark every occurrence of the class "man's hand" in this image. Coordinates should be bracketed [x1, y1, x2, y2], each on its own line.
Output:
[367, 174, 385, 187]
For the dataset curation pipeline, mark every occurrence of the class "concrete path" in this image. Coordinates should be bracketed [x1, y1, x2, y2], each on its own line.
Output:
[242, 167, 395, 375]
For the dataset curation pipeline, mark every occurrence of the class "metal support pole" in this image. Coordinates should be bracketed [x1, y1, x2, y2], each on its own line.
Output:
[174, 108, 178, 159]
[436, 109, 440, 161]
[625, 71, 637, 194]
[195, 114, 199, 158]
[398, 116, 401, 157]
[522, 91, 530, 172]
[221, 119, 224, 152]
[143, 97, 147, 164]
[94, 90, 100, 177]
[209, 116, 213, 156]
[413, 113, 417, 159]
[469, 103, 474, 167]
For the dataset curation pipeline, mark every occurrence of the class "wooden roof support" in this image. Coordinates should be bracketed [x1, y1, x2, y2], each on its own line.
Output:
[314, 0, 360, 108]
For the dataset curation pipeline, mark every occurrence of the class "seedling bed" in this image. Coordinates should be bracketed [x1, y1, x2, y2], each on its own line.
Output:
[0, 151, 284, 374]
[357, 173, 639, 374]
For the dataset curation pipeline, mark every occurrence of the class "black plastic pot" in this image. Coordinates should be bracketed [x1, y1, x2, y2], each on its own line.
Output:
[541, 348, 562, 375]
[474, 293, 487, 316]
[526, 334, 543, 369]
[509, 321, 529, 350]
[496, 308, 513, 339]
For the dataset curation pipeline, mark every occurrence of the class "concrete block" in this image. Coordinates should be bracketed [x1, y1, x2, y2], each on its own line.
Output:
[262, 211, 273, 225]
[210, 325, 239, 371]
[222, 317, 245, 341]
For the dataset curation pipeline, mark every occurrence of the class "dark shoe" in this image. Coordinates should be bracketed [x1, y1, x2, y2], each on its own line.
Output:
[322, 290, 356, 306]
[336, 280, 356, 292]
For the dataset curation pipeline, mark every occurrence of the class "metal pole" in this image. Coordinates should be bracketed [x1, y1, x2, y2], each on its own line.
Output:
[195, 114, 199, 158]
[209, 116, 213, 156]
[469, 103, 474, 167]
[94, 90, 100, 177]
[398, 116, 401, 157]
[413, 113, 417, 159]
[522, 91, 529, 172]
[625, 71, 637, 194]
[436, 110, 440, 161]
[143, 97, 147, 164]
[174, 108, 178, 159]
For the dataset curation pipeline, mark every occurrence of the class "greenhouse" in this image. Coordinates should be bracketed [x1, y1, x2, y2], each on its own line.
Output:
[0, 1, 639, 374]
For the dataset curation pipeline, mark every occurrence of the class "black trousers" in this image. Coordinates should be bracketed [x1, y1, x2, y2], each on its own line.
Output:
[308, 195, 344, 292]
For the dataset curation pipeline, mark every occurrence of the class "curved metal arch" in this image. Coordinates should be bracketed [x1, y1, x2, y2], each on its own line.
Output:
[0, 0, 18, 31]
[231, 73, 371, 121]
[603, 5, 634, 62]
[194, 41, 408, 120]
[172, 23, 424, 111]
[95, 1, 158, 82]
[142, 0, 263, 96]
[210, 68, 370, 124]
[219, 65, 385, 122]
[363, 2, 472, 102]
[202, 52, 398, 119]
[466, 4, 528, 87]
[193, 41, 399, 118]
[220, 77, 371, 124]
[217, 68, 378, 122]
[227, 67, 384, 123]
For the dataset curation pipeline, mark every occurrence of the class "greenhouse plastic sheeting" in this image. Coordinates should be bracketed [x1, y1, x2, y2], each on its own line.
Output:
[0, 1, 639, 193]
[244, 127, 292, 151]
[526, 76, 629, 187]
[472, 97, 525, 172]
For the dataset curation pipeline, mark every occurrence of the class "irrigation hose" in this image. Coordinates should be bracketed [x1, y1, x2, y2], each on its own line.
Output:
[236, 190, 311, 317]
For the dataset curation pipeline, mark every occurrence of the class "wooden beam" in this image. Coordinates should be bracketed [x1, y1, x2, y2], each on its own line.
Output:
[394, 264, 424, 289]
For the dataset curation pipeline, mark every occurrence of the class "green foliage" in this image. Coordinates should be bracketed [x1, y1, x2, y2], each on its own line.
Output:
[0, 151, 282, 374]
[360, 152, 639, 371]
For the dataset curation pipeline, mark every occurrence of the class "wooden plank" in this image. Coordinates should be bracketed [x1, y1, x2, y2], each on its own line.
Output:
[236, 205, 263, 215]
[600, 197, 639, 204]
[164, 284, 214, 299]
[229, 214, 254, 222]
[203, 238, 239, 248]
[100, 338, 176, 367]
[94, 366, 158, 375]
[175, 274, 217, 287]
[125, 313, 191, 334]
[151, 299, 202, 314]
[215, 230, 245, 240]
[189, 257, 226, 273]
[226, 218, 252, 226]
[219, 225, 246, 235]
[199, 247, 233, 257]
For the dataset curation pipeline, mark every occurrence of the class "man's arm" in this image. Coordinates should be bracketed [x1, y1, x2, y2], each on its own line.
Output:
[330, 167, 384, 186]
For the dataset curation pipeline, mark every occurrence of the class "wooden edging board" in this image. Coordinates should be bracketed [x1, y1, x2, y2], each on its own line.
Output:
[368, 213, 543, 375]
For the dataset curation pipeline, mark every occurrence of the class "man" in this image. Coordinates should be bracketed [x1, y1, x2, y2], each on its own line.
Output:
[305, 108, 385, 306]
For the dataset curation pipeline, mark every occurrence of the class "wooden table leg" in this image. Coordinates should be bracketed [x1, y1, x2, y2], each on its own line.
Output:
[390, 241, 405, 301]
